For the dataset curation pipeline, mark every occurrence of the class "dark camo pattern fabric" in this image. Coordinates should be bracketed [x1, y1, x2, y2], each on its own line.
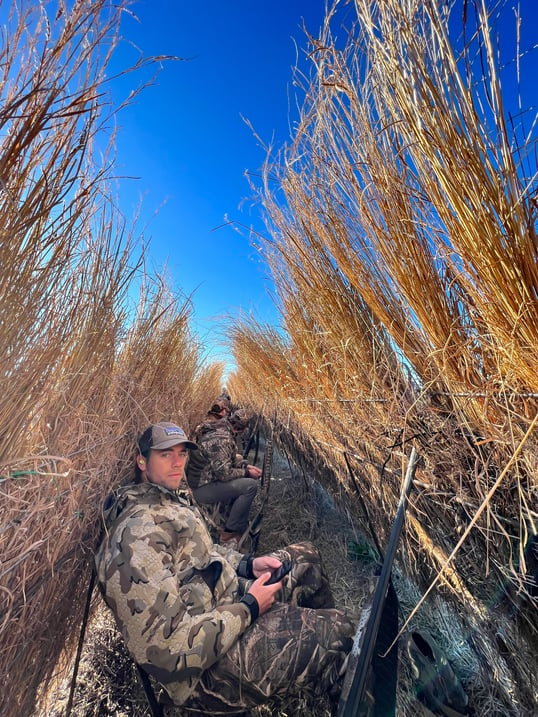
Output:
[177, 542, 356, 715]
[95, 482, 356, 712]
[186, 418, 246, 490]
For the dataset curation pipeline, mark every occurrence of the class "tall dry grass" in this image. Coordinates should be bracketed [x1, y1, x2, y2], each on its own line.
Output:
[229, 1, 537, 710]
[0, 3, 222, 715]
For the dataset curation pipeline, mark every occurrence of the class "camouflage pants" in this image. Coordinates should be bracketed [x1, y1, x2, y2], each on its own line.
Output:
[176, 542, 356, 715]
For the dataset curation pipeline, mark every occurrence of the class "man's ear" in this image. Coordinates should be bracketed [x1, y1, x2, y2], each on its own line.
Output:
[137, 455, 146, 470]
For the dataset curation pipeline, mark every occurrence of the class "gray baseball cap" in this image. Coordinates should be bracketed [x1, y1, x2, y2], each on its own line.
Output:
[138, 422, 197, 455]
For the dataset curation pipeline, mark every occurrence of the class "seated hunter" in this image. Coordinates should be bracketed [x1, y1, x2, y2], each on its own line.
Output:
[192, 399, 229, 441]
[186, 409, 262, 546]
[94, 421, 356, 715]
[216, 389, 232, 414]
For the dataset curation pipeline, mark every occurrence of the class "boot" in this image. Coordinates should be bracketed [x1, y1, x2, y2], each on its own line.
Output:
[405, 630, 468, 715]
[219, 529, 242, 544]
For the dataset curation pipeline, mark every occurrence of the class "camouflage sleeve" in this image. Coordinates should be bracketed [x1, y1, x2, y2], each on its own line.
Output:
[207, 432, 246, 482]
[213, 541, 244, 567]
[233, 453, 248, 468]
[98, 503, 252, 691]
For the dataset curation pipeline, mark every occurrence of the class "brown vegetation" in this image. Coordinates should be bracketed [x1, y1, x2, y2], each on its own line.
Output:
[0, 2, 221, 715]
[228, 0, 538, 713]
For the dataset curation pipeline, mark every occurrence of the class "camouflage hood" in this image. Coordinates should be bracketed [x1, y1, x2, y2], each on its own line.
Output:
[186, 418, 247, 490]
[196, 416, 230, 440]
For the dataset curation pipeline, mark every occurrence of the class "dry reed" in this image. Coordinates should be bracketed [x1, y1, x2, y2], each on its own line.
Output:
[0, 2, 222, 715]
[228, 1, 537, 712]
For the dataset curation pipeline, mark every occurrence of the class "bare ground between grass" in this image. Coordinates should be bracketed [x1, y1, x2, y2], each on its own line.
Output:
[38, 444, 535, 717]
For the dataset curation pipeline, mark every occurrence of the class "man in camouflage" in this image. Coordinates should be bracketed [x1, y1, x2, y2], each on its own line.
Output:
[186, 409, 261, 546]
[192, 399, 229, 442]
[95, 422, 356, 715]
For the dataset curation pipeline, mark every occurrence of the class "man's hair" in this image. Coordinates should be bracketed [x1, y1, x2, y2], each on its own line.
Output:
[138, 425, 153, 458]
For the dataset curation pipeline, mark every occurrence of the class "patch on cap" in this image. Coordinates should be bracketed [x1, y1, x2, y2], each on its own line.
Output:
[163, 425, 185, 437]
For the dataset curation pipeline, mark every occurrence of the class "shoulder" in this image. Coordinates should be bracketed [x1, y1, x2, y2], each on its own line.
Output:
[105, 484, 199, 540]
[212, 418, 233, 437]
[199, 419, 229, 442]
[98, 488, 215, 571]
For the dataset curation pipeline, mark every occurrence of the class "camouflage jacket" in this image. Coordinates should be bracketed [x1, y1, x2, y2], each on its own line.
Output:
[186, 417, 247, 490]
[94, 481, 252, 705]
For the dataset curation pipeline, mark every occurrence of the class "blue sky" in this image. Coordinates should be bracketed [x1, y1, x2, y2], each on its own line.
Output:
[109, 1, 328, 368]
[108, 1, 538, 372]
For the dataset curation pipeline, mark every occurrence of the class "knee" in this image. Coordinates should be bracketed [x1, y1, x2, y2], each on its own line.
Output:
[246, 480, 258, 497]
[285, 541, 322, 566]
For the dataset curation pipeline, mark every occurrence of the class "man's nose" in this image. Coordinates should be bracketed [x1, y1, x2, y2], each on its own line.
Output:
[172, 451, 185, 465]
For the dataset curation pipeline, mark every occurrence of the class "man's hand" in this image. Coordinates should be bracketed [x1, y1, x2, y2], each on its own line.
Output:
[246, 464, 262, 479]
[247, 572, 282, 615]
[252, 555, 281, 577]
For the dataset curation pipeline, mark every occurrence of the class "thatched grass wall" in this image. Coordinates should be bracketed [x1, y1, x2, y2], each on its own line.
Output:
[0, 2, 222, 715]
[228, 0, 537, 712]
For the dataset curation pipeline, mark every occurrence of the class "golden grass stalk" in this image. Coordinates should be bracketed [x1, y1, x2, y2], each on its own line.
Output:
[0, 2, 220, 714]
[229, 0, 538, 649]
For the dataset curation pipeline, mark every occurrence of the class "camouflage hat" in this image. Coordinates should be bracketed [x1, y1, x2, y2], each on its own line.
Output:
[138, 422, 197, 455]
[228, 409, 250, 431]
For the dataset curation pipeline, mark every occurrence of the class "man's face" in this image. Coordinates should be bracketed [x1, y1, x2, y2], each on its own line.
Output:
[141, 444, 189, 491]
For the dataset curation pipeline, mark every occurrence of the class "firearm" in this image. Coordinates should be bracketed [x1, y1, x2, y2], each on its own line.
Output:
[243, 412, 262, 460]
[259, 436, 273, 492]
[238, 436, 273, 552]
[337, 447, 418, 717]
